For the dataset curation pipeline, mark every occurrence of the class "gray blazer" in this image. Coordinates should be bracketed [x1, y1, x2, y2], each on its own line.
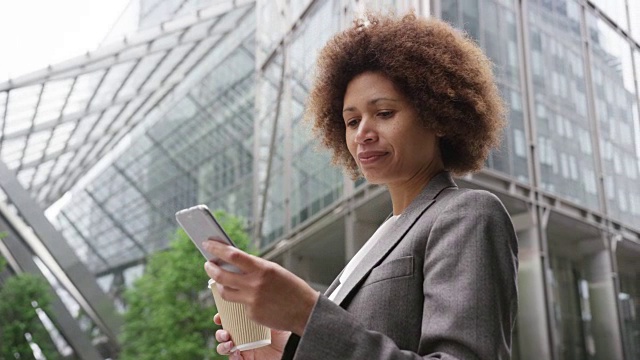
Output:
[282, 172, 518, 359]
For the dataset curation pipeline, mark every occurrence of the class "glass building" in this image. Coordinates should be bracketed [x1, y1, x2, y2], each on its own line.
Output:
[0, 0, 638, 359]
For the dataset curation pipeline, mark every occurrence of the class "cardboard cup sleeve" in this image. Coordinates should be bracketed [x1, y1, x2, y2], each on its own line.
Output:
[208, 279, 271, 352]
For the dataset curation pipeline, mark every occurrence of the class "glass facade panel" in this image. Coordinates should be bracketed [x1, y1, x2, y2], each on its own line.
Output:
[588, 13, 640, 225]
[289, 0, 344, 231]
[4, 85, 40, 134]
[630, 0, 640, 42]
[619, 273, 640, 359]
[256, 1, 288, 66]
[441, 0, 529, 182]
[56, 12, 256, 275]
[548, 255, 588, 360]
[0, 91, 6, 122]
[290, 0, 315, 23]
[590, 0, 628, 31]
[357, 0, 417, 13]
[91, 62, 137, 108]
[441, 0, 459, 25]
[634, 50, 640, 224]
[255, 50, 286, 247]
[139, 0, 218, 29]
[528, 0, 599, 209]
[34, 79, 74, 124]
[62, 71, 106, 117]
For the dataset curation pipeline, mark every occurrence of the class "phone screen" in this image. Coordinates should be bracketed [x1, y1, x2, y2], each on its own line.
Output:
[175, 205, 240, 273]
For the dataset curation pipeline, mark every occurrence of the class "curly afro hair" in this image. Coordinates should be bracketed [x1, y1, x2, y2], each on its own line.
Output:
[306, 13, 506, 178]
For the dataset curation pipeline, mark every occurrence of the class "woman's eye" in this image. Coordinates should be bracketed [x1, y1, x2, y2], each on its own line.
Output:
[346, 119, 359, 128]
[378, 111, 394, 118]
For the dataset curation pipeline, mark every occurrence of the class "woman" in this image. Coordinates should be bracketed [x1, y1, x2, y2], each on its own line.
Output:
[204, 13, 518, 360]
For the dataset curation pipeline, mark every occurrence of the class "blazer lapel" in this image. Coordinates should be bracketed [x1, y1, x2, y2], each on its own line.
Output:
[330, 172, 457, 307]
[324, 269, 343, 297]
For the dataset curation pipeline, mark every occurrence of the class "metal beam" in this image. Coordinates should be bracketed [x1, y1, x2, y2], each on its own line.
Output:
[158, 41, 199, 86]
[95, 257, 146, 279]
[172, 0, 192, 17]
[112, 163, 175, 226]
[58, 210, 111, 268]
[254, 48, 287, 241]
[84, 188, 148, 256]
[0, 160, 122, 345]
[145, 131, 202, 188]
[110, 58, 142, 104]
[0, 91, 9, 153]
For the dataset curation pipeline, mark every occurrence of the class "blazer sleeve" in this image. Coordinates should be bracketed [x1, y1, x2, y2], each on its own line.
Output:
[282, 190, 519, 360]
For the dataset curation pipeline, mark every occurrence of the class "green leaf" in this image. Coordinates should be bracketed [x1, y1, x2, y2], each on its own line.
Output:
[0, 273, 60, 359]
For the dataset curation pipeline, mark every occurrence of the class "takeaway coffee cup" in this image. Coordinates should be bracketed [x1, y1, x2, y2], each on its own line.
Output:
[208, 279, 271, 351]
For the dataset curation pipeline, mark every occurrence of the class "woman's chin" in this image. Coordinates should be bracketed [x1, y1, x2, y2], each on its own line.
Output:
[360, 173, 387, 185]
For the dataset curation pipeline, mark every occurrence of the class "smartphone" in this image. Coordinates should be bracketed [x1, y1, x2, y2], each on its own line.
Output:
[175, 205, 241, 273]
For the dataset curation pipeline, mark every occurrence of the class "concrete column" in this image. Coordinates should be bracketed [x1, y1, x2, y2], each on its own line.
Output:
[517, 225, 554, 360]
[583, 248, 625, 360]
[282, 250, 311, 280]
[282, 249, 330, 293]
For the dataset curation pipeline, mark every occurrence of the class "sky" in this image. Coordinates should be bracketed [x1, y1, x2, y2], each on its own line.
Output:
[0, 0, 138, 82]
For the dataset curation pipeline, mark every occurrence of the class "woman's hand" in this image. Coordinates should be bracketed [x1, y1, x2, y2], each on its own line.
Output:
[214, 313, 290, 360]
[203, 239, 319, 335]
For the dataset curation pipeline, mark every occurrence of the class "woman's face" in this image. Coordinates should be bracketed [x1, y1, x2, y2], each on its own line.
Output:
[343, 71, 443, 186]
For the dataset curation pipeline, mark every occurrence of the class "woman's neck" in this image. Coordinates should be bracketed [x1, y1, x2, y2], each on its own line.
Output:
[387, 166, 444, 215]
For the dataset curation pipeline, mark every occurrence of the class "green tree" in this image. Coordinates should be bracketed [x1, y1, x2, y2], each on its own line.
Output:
[120, 210, 254, 360]
[0, 233, 60, 360]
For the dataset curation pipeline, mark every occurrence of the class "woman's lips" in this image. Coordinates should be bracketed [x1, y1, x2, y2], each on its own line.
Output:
[358, 151, 388, 165]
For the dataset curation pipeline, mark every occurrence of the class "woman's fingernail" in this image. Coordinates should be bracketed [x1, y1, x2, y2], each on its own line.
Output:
[205, 261, 215, 272]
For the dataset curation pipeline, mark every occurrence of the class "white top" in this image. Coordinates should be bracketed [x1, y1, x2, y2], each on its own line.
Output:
[329, 215, 400, 302]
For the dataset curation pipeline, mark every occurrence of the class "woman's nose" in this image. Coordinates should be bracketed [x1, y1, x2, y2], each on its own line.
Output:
[355, 118, 377, 144]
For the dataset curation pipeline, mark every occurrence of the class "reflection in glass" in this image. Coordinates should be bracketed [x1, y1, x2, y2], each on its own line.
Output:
[356, 0, 417, 14]
[549, 255, 589, 360]
[289, 0, 343, 232]
[630, 0, 640, 42]
[619, 273, 640, 359]
[256, 1, 288, 66]
[590, 0, 628, 31]
[442, 0, 529, 182]
[255, 49, 286, 247]
[528, 0, 599, 209]
[138, 0, 219, 29]
[588, 13, 640, 225]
